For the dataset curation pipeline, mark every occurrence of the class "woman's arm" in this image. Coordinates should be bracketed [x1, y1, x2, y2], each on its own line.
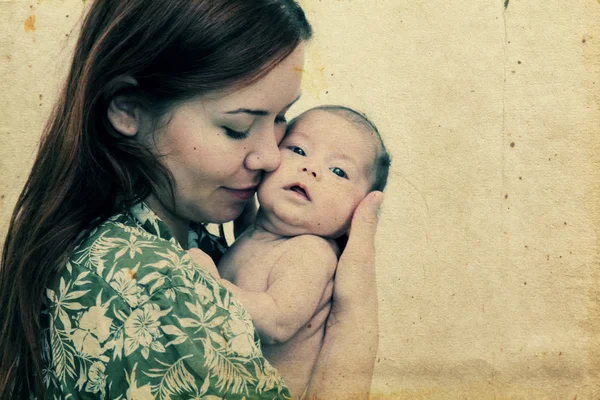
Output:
[305, 191, 384, 400]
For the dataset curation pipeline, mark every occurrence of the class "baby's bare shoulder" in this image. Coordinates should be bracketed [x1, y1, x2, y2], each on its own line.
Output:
[276, 235, 339, 275]
[281, 234, 339, 255]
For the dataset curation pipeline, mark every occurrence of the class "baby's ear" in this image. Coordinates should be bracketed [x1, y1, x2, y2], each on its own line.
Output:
[106, 76, 141, 137]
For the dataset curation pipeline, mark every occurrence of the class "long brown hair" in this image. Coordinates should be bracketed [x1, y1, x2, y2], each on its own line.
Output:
[0, 0, 311, 397]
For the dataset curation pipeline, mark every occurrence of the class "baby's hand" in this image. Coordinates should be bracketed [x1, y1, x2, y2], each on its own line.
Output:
[188, 248, 220, 278]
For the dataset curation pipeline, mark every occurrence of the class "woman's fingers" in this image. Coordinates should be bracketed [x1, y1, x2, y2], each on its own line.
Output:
[344, 191, 384, 260]
[334, 191, 384, 311]
[188, 248, 220, 278]
[307, 192, 383, 399]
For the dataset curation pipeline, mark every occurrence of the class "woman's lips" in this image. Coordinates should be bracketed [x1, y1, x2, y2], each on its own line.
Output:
[223, 186, 257, 201]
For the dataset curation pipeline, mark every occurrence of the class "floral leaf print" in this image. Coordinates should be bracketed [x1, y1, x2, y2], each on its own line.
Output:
[145, 355, 198, 400]
[126, 363, 154, 399]
[161, 325, 189, 347]
[113, 234, 158, 261]
[193, 282, 215, 306]
[42, 203, 292, 398]
[58, 309, 72, 335]
[73, 270, 92, 286]
[63, 289, 90, 303]
[50, 318, 76, 384]
[109, 263, 144, 307]
[137, 271, 164, 286]
[254, 361, 288, 397]
[149, 278, 168, 297]
[124, 303, 172, 358]
[53, 277, 89, 333]
[111, 326, 125, 361]
[178, 301, 225, 337]
[201, 337, 256, 394]
[85, 361, 107, 396]
[73, 230, 120, 276]
[151, 340, 166, 353]
[152, 249, 189, 274]
[176, 317, 203, 330]
[130, 202, 169, 241]
[78, 305, 113, 342]
[72, 329, 106, 359]
[211, 282, 226, 309]
[75, 363, 87, 391]
[113, 306, 129, 323]
[207, 330, 228, 349]
[199, 374, 212, 396]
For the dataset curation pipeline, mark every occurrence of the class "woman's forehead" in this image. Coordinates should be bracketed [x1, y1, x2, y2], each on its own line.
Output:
[201, 45, 305, 112]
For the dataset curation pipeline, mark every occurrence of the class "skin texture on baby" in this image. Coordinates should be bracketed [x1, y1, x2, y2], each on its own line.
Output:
[217, 108, 382, 398]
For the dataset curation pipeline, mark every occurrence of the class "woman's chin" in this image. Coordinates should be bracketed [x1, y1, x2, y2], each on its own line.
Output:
[204, 205, 245, 225]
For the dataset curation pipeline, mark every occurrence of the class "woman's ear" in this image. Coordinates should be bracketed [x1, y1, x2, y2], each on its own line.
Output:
[107, 94, 140, 137]
[106, 76, 141, 137]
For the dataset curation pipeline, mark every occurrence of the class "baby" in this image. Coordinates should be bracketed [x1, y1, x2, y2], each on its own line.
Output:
[216, 105, 390, 398]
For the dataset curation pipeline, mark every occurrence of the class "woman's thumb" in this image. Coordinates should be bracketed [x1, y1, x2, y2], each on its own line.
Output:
[346, 191, 384, 251]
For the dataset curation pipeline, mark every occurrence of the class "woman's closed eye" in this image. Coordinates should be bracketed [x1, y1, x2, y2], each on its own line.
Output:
[223, 126, 250, 140]
[330, 167, 348, 179]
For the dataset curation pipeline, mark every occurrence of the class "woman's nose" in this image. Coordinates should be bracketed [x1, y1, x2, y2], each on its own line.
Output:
[244, 129, 281, 172]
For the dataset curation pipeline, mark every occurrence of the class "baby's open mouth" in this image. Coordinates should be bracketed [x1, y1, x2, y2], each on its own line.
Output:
[288, 185, 310, 200]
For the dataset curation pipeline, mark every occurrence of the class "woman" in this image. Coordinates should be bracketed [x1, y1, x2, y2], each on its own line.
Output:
[0, 0, 382, 398]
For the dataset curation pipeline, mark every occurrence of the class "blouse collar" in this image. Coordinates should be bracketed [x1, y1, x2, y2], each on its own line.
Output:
[128, 202, 228, 256]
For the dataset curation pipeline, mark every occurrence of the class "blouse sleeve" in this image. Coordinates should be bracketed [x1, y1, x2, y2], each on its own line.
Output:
[42, 221, 290, 399]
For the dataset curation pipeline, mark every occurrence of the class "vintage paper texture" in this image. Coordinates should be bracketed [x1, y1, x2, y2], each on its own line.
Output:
[1, 0, 598, 398]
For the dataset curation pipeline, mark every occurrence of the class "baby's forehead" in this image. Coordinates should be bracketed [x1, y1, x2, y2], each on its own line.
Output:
[292, 109, 358, 129]
[288, 109, 380, 160]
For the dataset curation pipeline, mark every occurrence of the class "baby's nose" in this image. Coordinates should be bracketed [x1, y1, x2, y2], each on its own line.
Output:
[302, 167, 317, 178]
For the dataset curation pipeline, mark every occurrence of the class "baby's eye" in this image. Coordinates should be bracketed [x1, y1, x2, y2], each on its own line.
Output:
[330, 167, 348, 179]
[289, 146, 306, 156]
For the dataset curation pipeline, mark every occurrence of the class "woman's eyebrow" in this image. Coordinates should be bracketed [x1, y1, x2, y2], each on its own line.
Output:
[224, 94, 302, 116]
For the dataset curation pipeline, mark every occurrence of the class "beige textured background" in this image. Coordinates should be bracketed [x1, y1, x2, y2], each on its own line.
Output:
[1, 0, 599, 398]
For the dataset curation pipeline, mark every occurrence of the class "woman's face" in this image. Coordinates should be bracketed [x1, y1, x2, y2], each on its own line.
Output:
[142, 45, 305, 228]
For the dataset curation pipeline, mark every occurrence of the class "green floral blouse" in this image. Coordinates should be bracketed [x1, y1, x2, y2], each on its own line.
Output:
[40, 203, 290, 399]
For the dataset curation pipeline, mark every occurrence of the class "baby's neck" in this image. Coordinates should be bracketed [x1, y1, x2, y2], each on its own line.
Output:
[253, 208, 309, 238]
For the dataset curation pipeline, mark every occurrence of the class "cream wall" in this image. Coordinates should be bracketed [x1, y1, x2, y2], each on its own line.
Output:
[1, 0, 599, 398]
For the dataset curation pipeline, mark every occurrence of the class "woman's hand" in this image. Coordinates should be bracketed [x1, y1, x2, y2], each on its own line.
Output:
[332, 191, 383, 315]
[306, 191, 384, 400]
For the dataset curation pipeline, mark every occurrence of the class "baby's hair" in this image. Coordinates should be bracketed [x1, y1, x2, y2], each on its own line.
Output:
[288, 105, 391, 191]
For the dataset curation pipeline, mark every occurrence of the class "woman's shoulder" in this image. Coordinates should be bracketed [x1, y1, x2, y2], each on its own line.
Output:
[42, 213, 291, 399]
[63, 211, 218, 309]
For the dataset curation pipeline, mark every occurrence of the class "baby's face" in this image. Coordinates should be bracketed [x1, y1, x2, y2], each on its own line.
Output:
[257, 110, 377, 238]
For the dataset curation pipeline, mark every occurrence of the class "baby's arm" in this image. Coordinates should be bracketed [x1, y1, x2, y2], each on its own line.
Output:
[220, 235, 337, 345]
